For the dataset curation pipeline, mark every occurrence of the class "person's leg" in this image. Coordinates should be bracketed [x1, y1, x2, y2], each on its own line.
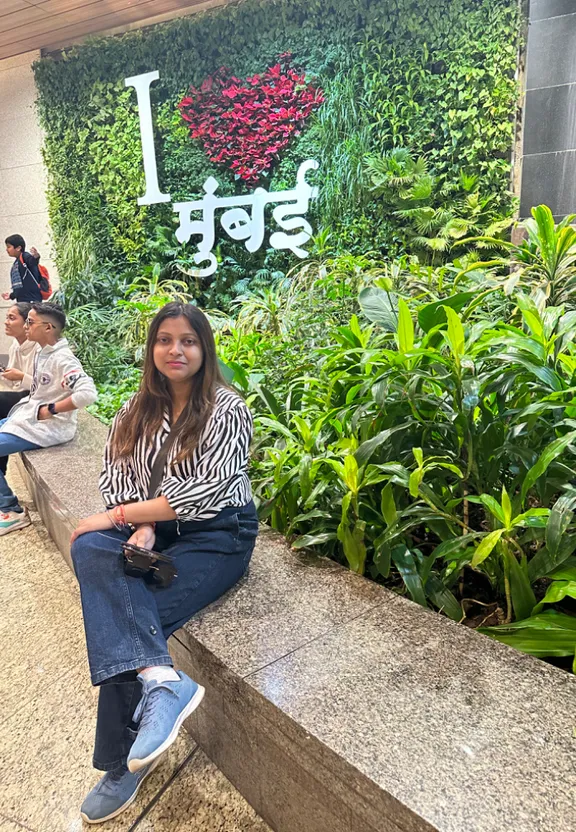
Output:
[71, 528, 173, 688]
[0, 392, 29, 474]
[93, 675, 142, 771]
[72, 526, 173, 778]
[78, 505, 258, 821]
[155, 502, 258, 637]
[0, 427, 41, 516]
[126, 503, 258, 772]
[78, 506, 258, 771]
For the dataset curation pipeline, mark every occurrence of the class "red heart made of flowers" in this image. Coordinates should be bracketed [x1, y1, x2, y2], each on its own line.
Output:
[178, 56, 323, 187]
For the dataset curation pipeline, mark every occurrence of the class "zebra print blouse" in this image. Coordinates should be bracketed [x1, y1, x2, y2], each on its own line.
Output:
[99, 386, 253, 522]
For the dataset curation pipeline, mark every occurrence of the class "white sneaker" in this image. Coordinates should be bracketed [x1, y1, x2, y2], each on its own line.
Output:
[0, 509, 31, 536]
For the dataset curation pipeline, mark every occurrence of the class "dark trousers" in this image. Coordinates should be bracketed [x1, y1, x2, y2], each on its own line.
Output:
[0, 390, 28, 473]
[71, 501, 258, 771]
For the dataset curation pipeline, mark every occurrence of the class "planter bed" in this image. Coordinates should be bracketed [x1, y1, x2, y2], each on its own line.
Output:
[15, 411, 576, 832]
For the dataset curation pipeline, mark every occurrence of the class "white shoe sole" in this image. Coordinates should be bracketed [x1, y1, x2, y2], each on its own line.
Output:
[128, 684, 205, 774]
[0, 514, 30, 536]
[80, 756, 161, 824]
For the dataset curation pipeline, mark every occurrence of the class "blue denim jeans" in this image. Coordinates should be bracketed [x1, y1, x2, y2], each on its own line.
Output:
[71, 501, 258, 771]
[0, 418, 41, 512]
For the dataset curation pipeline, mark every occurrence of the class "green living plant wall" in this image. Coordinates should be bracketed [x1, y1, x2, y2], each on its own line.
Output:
[34, 0, 521, 307]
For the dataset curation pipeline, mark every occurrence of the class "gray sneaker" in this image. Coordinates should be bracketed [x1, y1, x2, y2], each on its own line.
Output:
[80, 759, 159, 824]
[0, 509, 30, 536]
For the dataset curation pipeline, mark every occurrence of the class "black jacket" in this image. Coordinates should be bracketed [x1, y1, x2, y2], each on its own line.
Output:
[10, 251, 42, 303]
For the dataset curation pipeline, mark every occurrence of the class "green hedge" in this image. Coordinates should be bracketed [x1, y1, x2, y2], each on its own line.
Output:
[34, 0, 521, 305]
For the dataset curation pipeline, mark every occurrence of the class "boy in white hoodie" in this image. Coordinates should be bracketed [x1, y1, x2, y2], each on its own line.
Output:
[0, 302, 97, 535]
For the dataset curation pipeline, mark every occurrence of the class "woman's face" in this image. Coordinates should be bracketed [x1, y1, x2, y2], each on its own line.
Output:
[153, 315, 204, 384]
[5, 306, 26, 340]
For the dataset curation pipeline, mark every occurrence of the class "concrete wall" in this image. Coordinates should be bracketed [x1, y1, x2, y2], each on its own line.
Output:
[520, 0, 576, 218]
[0, 49, 56, 356]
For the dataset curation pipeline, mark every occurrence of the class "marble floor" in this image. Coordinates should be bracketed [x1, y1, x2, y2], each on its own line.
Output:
[0, 464, 271, 832]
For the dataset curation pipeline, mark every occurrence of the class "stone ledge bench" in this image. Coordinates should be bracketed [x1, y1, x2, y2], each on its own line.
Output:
[16, 411, 576, 832]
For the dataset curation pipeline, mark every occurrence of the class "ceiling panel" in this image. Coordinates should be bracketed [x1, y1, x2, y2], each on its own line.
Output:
[0, 1, 34, 16]
[0, 0, 231, 60]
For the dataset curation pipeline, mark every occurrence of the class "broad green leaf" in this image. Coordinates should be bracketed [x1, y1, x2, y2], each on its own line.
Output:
[444, 306, 465, 358]
[298, 453, 312, 502]
[533, 580, 576, 614]
[412, 447, 424, 467]
[468, 494, 505, 524]
[480, 624, 576, 658]
[291, 415, 313, 449]
[425, 574, 462, 621]
[409, 468, 423, 499]
[397, 298, 414, 353]
[354, 423, 412, 465]
[471, 528, 504, 568]
[433, 533, 479, 560]
[358, 286, 398, 331]
[218, 358, 235, 384]
[338, 519, 367, 574]
[483, 610, 576, 631]
[255, 417, 295, 442]
[360, 467, 391, 487]
[325, 458, 346, 482]
[292, 532, 338, 549]
[546, 491, 576, 561]
[255, 385, 286, 424]
[380, 484, 397, 527]
[289, 508, 331, 527]
[511, 508, 550, 527]
[349, 314, 363, 341]
[546, 557, 576, 581]
[339, 491, 352, 525]
[521, 431, 576, 504]
[497, 353, 563, 391]
[343, 454, 359, 494]
[418, 292, 476, 333]
[516, 293, 544, 340]
[373, 537, 391, 578]
[391, 545, 427, 607]
[528, 538, 576, 582]
[506, 550, 536, 621]
[435, 462, 463, 477]
[501, 486, 512, 529]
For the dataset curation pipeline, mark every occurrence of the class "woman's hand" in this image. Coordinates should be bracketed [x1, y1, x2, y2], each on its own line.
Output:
[71, 512, 114, 544]
[127, 524, 156, 551]
[2, 368, 24, 382]
[2, 293, 10, 301]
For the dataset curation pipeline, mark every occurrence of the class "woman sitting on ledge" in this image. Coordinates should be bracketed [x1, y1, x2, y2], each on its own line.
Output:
[70, 301, 258, 825]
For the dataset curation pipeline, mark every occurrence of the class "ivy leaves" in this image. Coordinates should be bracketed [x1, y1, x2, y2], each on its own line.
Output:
[34, 0, 520, 295]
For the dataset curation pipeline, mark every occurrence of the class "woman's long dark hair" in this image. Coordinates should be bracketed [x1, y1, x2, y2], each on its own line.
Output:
[110, 302, 226, 462]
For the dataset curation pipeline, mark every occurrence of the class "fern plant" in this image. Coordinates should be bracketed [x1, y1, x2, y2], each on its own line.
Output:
[365, 148, 513, 262]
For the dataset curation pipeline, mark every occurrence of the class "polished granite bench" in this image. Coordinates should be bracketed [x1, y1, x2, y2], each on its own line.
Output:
[17, 411, 576, 832]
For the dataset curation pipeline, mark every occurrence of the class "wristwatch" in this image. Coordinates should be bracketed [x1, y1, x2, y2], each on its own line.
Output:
[47, 403, 58, 416]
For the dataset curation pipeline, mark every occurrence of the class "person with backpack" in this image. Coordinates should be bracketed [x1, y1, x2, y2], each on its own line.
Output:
[29, 246, 52, 299]
[3, 235, 51, 303]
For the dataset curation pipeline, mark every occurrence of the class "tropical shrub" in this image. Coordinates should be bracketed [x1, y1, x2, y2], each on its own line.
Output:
[64, 202, 576, 672]
[460, 204, 576, 308]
